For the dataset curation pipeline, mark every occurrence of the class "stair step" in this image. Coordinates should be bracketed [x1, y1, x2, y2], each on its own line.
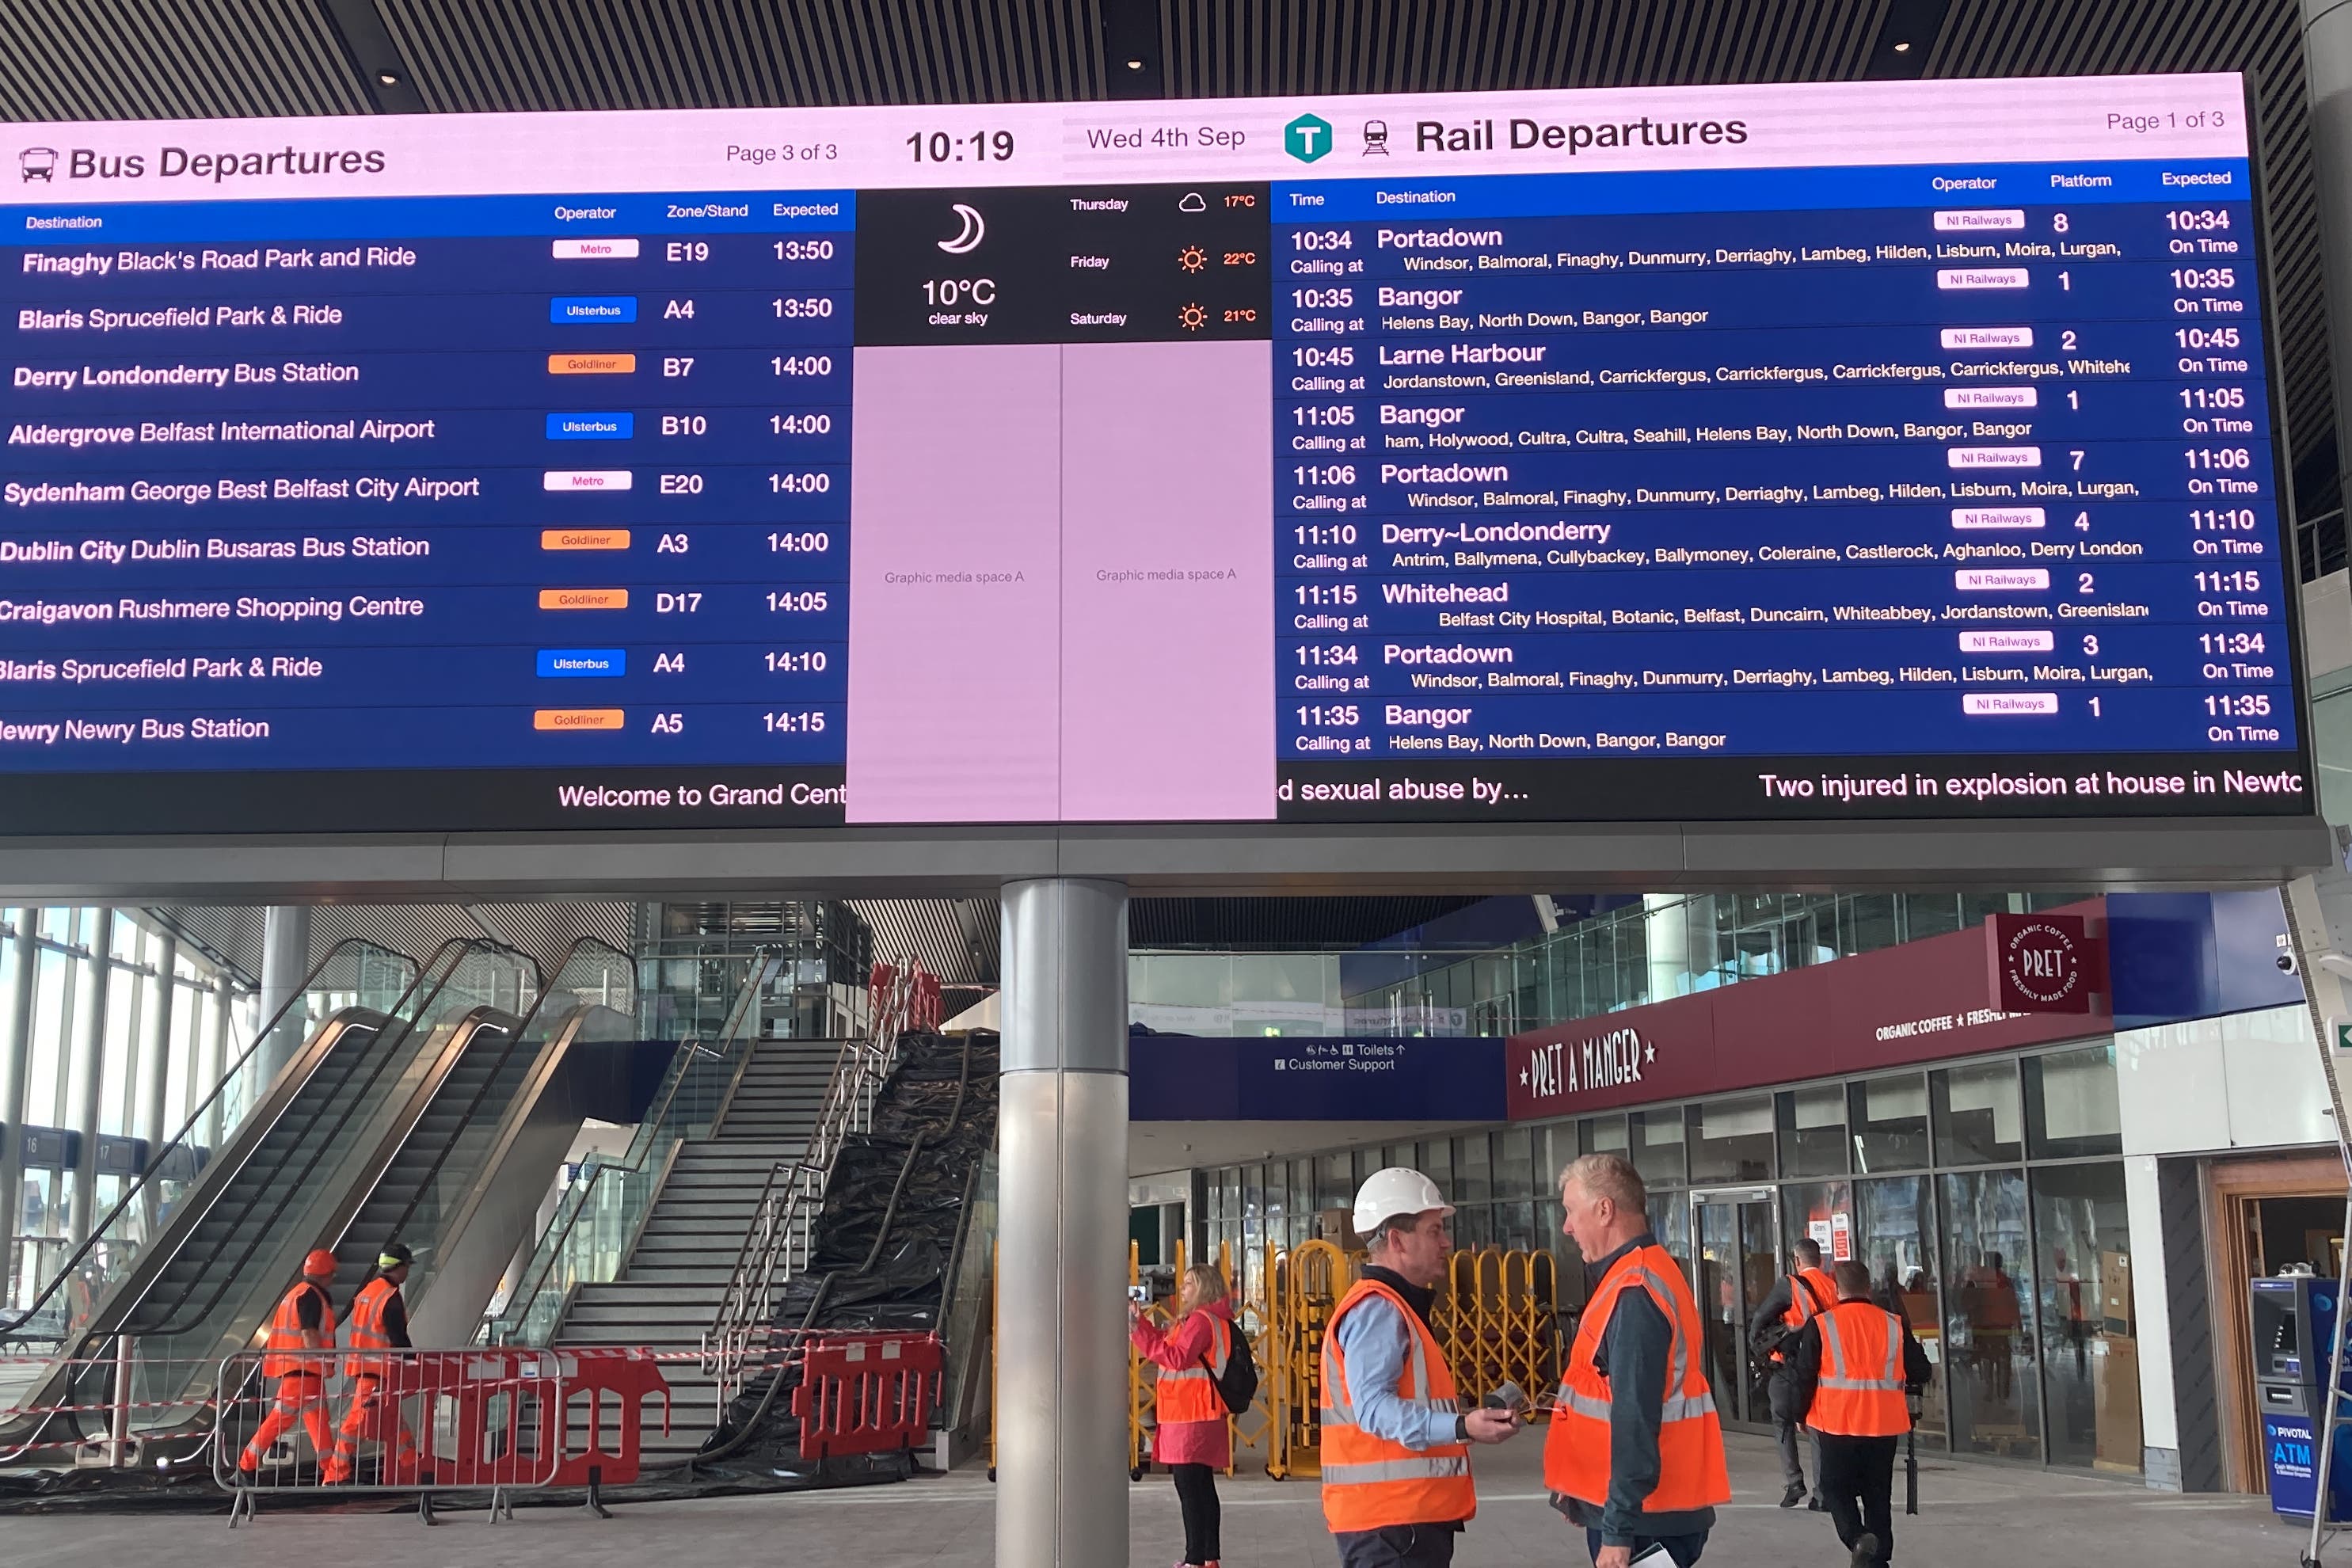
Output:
[571, 1281, 728, 1304]
[624, 1269, 735, 1288]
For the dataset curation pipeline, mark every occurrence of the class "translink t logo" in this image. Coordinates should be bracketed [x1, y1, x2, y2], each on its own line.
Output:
[1284, 112, 1334, 162]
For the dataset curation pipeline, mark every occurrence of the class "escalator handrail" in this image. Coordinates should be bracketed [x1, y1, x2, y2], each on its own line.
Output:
[123, 937, 542, 1341]
[357, 938, 637, 1274]
[485, 946, 780, 1345]
[0, 936, 421, 1337]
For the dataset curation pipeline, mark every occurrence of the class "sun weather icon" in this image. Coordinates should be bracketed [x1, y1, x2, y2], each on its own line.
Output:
[1177, 243, 1208, 274]
[1177, 301, 1208, 332]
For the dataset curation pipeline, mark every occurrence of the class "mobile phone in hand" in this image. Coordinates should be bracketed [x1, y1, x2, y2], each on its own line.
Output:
[1483, 1380, 1528, 1414]
[1628, 1542, 1673, 1564]
[1128, 1284, 1151, 1305]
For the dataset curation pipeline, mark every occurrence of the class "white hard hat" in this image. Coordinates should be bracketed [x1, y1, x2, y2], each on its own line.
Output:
[1352, 1167, 1454, 1235]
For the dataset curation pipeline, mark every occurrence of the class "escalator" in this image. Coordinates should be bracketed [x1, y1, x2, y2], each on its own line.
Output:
[0, 938, 540, 1464]
[320, 938, 640, 1345]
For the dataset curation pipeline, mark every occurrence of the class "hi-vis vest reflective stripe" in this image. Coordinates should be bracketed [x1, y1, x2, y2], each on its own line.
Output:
[1809, 1301, 1911, 1437]
[262, 1281, 334, 1379]
[1155, 1312, 1232, 1425]
[1543, 1243, 1730, 1513]
[344, 1277, 399, 1378]
[1775, 1267, 1837, 1362]
[1320, 1280, 1477, 1533]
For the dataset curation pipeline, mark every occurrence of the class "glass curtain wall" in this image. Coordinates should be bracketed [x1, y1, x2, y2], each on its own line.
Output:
[0, 908, 257, 1309]
[1191, 1035, 2136, 1475]
[1132, 891, 2085, 1042]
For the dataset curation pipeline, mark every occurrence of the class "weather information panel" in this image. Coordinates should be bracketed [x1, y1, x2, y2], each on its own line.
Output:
[0, 74, 2313, 834]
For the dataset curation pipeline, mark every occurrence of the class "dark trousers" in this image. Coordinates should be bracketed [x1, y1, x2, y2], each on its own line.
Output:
[1769, 1370, 1819, 1490]
[1584, 1527, 1707, 1565]
[1816, 1432, 1898, 1566]
[1334, 1522, 1458, 1566]
[1170, 1463, 1221, 1564]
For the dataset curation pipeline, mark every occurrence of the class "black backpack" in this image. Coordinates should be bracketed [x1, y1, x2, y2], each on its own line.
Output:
[1206, 1319, 1259, 1416]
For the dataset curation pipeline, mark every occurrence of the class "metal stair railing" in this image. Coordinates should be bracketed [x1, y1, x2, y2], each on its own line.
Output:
[702, 961, 928, 1403]
[482, 948, 782, 1348]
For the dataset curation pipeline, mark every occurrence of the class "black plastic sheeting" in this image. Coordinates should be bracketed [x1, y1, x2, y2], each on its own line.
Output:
[691, 1028, 998, 1487]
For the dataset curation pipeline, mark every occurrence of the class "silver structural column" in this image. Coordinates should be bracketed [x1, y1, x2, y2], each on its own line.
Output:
[200, 976, 233, 1151]
[0, 908, 38, 1303]
[135, 933, 176, 1147]
[63, 908, 112, 1247]
[996, 877, 1130, 1568]
[255, 904, 310, 1083]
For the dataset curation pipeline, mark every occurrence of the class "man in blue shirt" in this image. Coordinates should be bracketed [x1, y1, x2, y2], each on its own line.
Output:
[1323, 1166, 1520, 1566]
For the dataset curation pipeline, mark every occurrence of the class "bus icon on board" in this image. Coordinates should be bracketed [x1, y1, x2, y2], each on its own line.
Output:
[19, 147, 56, 181]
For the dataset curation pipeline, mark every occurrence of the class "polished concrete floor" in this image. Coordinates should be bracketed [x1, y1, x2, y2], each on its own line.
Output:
[0, 1430, 2311, 1566]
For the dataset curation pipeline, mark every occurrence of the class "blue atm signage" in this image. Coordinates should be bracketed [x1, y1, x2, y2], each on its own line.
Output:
[1130, 1034, 1505, 1122]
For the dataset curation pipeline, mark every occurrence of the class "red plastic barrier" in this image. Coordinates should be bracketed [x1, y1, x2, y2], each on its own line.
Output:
[325, 1347, 671, 1489]
[546, 1347, 672, 1486]
[792, 1333, 941, 1460]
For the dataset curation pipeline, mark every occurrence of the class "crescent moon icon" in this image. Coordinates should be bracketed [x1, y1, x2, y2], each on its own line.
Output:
[938, 204, 985, 254]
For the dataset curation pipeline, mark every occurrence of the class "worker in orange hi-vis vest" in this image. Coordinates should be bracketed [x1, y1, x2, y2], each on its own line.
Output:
[1320, 1167, 1522, 1567]
[1544, 1153, 1729, 1568]
[1748, 1235, 1839, 1509]
[1788, 1260, 1934, 1568]
[236, 1249, 339, 1478]
[322, 1243, 428, 1485]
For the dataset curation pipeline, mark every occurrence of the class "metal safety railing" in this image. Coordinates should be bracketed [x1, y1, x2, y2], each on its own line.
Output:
[215, 1346, 577, 1526]
[0, 1342, 218, 1469]
[701, 961, 933, 1404]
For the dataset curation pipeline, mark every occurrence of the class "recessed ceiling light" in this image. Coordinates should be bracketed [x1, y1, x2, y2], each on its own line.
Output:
[1893, 40, 1911, 51]
[379, 71, 400, 84]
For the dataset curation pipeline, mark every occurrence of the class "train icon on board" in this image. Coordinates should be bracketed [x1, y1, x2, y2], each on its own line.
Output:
[19, 147, 57, 181]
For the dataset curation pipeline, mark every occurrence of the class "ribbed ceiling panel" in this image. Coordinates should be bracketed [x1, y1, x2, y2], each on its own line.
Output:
[1924, 0, 2331, 500]
[0, 0, 370, 120]
[851, 896, 999, 984]
[375, 0, 1104, 112]
[1159, 0, 1887, 97]
[135, 902, 634, 988]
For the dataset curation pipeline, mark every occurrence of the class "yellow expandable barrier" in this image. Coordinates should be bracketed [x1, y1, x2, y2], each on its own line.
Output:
[1433, 1246, 1562, 1417]
[1264, 1238, 1358, 1480]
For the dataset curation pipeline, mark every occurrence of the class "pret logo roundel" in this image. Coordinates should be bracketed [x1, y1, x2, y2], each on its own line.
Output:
[1989, 912, 2091, 1012]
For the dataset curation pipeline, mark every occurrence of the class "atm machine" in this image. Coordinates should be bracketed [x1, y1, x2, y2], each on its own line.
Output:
[2253, 1272, 2352, 1522]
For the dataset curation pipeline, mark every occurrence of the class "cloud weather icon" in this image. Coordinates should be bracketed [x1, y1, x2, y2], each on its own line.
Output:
[938, 203, 985, 254]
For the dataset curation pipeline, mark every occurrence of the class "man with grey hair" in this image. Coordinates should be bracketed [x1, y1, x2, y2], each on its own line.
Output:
[1319, 1167, 1520, 1566]
[1544, 1153, 1727, 1567]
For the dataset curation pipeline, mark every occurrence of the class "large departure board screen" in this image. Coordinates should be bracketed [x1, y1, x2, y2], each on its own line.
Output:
[0, 75, 2312, 835]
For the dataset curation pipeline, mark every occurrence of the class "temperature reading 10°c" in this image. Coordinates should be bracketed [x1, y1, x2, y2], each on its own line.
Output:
[924, 278, 996, 306]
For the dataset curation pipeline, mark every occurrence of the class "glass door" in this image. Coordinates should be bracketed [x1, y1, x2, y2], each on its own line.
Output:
[1693, 1187, 1783, 1428]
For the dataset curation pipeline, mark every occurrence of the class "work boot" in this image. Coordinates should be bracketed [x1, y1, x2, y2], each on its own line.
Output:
[1850, 1532, 1881, 1568]
[1779, 1482, 1806, 1508]
[1808, 1493, 1827, 1511]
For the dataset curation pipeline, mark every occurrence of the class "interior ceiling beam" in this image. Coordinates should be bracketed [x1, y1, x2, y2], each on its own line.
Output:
[1862, 0, 1954, 79]
[315, 0, 427, 112]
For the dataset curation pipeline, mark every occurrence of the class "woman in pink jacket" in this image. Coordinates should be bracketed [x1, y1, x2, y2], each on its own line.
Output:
[1131, 1264, 1239, 1568]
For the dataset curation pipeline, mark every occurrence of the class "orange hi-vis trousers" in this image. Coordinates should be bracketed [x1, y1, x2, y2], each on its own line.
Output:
[323, 1375, 419, 1482]
[239, 1372, 331, 1470]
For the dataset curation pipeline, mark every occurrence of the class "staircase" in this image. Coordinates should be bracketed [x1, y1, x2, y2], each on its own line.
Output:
[553, 1037, 842, 1464]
